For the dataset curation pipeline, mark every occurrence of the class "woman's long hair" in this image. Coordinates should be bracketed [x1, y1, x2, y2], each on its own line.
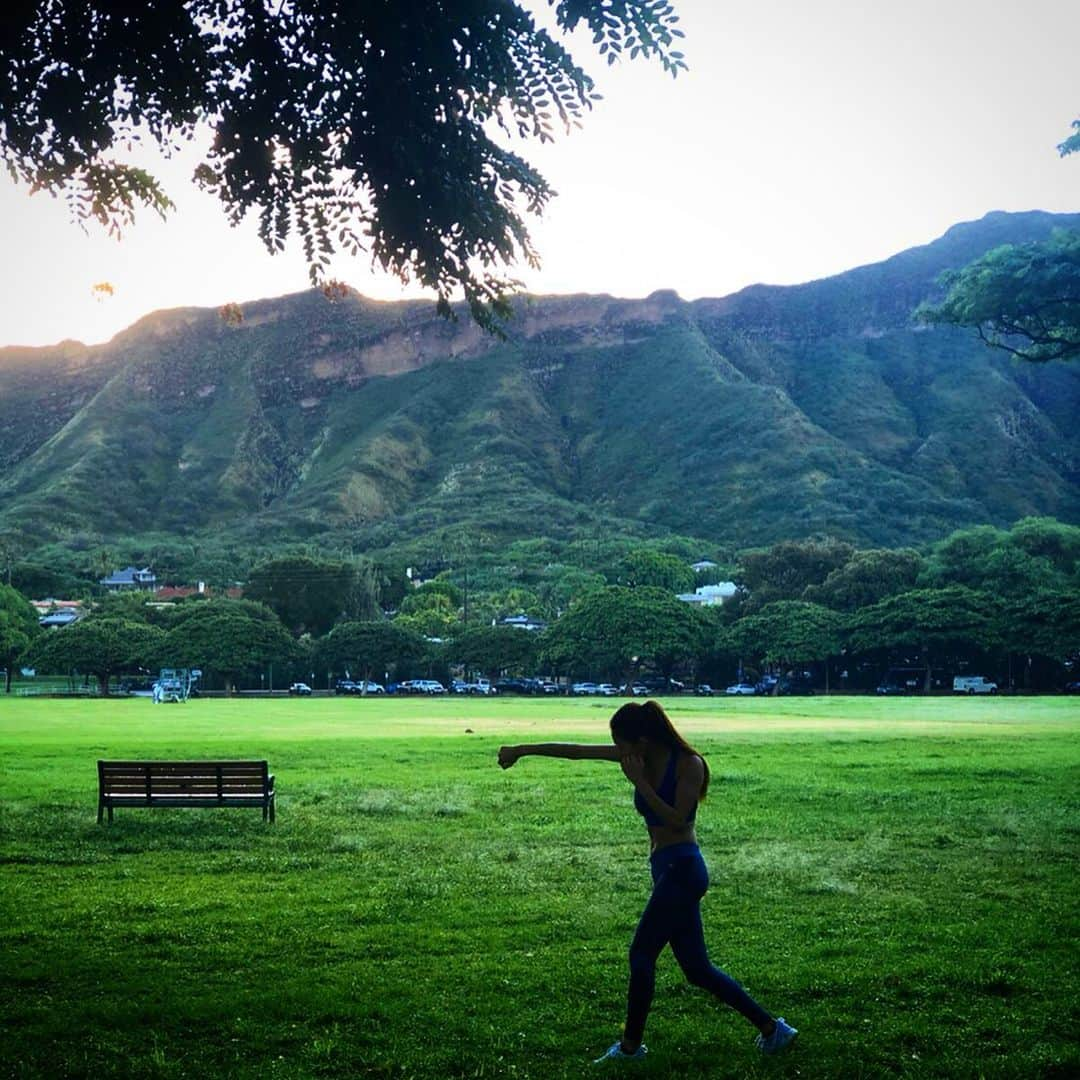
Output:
[610, 700, 710, 799]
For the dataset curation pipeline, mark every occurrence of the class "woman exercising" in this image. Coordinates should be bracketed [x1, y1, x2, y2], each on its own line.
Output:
[497, 699, 797, 1063]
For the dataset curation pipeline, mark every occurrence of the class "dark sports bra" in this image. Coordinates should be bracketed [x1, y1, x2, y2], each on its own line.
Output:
[634, 747, 698, 826]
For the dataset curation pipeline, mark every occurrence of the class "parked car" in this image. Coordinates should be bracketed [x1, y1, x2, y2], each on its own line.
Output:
[411, 680, 446, 694]
[776, 675, 815, 696]
[953, 676, 998, 695]
[571, 682, 598, 695]
[694, 684, 715, 696]
[494, 677, 533, 694]
[353, 680, 385, 694]
[596, 683, 618, 696]
[755, 674, 779, 694]
[1065, 681, 1080, 694]
[875, 682, 908, 695]
[534, 679, 559, 694]
[725, 683, 757, 695]
[619, 683, 650, 695]
[640, 677, 685, 694]
[334, 679, 356, 695]
[289, 682, 313, 696]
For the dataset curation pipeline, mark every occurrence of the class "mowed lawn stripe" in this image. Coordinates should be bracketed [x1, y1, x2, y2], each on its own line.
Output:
[1, 697, 1077, 1079]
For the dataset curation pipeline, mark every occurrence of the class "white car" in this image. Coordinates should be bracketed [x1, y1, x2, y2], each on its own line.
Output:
[953, 676, 998, 695]
[596, 683, 618, 696]
[571, 682, 598, 695]
[725, 683, 758, 695]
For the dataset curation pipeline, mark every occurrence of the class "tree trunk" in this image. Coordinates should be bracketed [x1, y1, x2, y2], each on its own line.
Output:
[825, 657, 830, 694]
[361, 665, 371, 697]
[5, 665, 12, 694]
[98, 672, 110, 696]
[224, 675, 235, 696]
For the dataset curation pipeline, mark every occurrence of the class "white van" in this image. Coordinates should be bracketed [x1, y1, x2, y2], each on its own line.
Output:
[953, 676, 998, 695]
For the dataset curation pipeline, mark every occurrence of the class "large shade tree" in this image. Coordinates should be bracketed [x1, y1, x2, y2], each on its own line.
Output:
[846, 586, 1001, 692]
[0, 1, 685, 331]
[804, 548, 923, 612]
[25, 617, 164, 696]
[316, 620, 426, 690]
[245, 555, 383, 637]
[446, 625, 538, 680]
[730, 600, 844, 690]
[0, 583, 41, 693]
[161, 600, 296, 694]
[613, 549, 695, 593]
[737, 538, 855, 611]
[540, 585, 705, 683]
[999, 592, 1080, 665]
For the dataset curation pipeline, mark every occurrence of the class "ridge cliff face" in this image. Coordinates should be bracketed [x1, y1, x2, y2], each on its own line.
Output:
[2, 211, 1078, 555]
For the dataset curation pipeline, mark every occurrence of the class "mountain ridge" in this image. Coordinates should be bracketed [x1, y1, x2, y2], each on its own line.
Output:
[2, 210, 1079, 566]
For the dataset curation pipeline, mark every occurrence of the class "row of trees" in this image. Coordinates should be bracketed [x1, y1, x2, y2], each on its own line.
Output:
[5, 576, 1076, 695]
[4, 518, 1076, 694]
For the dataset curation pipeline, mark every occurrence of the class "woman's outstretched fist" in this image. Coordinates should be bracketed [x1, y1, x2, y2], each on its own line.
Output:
[497, 746, 519, 769]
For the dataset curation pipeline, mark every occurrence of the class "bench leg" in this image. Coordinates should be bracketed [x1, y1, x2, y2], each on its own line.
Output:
[97, 800, 104, 824]
[269, 797, 275, 824]
[108, 804, 113, 823]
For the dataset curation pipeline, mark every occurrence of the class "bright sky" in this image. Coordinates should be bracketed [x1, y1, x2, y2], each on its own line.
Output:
[1, 0, 1077, 348]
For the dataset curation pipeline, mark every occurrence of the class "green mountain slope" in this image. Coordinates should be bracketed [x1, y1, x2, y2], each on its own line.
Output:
[2, 211, 1078, 564]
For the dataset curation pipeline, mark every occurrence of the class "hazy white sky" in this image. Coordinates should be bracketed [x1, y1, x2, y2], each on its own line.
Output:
[1, 0, 1077, 347]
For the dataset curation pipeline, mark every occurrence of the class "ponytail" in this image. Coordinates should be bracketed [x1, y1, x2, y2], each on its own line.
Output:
[610, 700, 711, 799]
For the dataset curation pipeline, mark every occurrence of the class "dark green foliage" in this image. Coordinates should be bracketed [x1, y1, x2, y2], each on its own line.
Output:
[613, 548, 695, 592]
[245, 555, 382, 636]
[540, 585, 706, 678]
[160, 601, 296, 694]
[846, 586, 1001, 662]
[922, 518, 1080, 597]
[315, 620, 426, 684]
[804, 548, 923, 611]
[918, 229, 1080, 362]
[737, 538, 855, 611]
[0, 1, 684, 331]
[445, 625, 538, 678]
[730, 600, 844, 665]
[1000, 592, 1080, 662]
[9, 561, 92, 599]
[25, 617, 163, 695]
[0, 583, 40, 692]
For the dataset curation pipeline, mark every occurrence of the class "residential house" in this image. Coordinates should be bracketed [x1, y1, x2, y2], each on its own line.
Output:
[100, 566, 157, 591]
[676, 582, 738, 607]
[32, 598, 85, 629]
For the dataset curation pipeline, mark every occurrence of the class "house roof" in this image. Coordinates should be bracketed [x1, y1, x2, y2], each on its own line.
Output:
[40, 610, 80, 627]
[100, 566, 156, 585]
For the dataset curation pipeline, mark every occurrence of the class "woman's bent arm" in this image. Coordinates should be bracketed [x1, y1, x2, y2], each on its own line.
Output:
[498, 743, 620, 768]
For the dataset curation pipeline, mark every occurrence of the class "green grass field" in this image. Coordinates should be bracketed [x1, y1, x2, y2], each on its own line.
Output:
[1, 696, 1077, 1079]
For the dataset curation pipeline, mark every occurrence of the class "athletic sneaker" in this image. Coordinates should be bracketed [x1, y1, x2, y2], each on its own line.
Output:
[756, 1017, 798, 1054]
[593, 1042, 648, 1064]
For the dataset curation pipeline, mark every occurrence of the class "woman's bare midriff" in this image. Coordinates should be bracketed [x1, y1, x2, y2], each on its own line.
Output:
[647, 823, 697, 854]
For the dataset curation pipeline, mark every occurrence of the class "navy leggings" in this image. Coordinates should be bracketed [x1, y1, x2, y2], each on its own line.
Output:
[625, 843, 772, 1044]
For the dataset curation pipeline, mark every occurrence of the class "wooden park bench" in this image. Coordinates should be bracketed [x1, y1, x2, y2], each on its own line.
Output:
[97, 760, 276, 823]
